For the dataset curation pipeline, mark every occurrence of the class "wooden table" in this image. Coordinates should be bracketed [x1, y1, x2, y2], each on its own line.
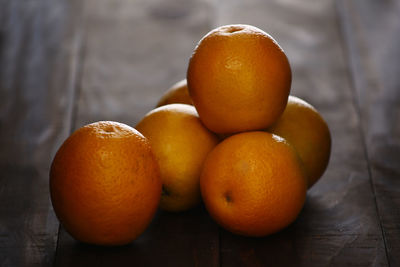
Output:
[1, 0, 399, 266]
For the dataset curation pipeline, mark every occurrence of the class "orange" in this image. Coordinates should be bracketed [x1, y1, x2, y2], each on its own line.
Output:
[136, 104, 219, 212]
[50, 121, 162, 246]
[187, 24, 291, 134]
[156, 79, 192, 107]
[200, 131, 307, 236]
[268, 95, 331, 188]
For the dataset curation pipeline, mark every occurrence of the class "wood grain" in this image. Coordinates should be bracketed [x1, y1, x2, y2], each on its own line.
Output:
[1, 0, 398, 265]
[55, 206, 219, 267]
[337, 0, 400, 265]
[73, 0, 215, 128]
[0, 0, 84, 266]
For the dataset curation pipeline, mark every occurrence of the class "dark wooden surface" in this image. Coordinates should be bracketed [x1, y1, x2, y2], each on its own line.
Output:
[0, 0, 399, 266]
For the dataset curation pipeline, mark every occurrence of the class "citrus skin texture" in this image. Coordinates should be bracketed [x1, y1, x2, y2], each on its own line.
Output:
[187, 24, 291, 134]
[156, 79, 193, 107]
[136, 104, 219, 212]
[268, 96, 331, 188]
[50, 121, 162, 246]
[200, 131, 307, 237]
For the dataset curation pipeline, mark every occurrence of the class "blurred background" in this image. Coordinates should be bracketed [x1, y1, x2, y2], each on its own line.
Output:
[0, 0, 399, 266]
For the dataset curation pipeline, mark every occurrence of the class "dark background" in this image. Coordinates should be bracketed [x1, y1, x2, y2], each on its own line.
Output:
[0, 0, 399, 266]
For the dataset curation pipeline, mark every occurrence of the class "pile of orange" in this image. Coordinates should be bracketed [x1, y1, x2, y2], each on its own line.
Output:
[49, 24, 331, 246]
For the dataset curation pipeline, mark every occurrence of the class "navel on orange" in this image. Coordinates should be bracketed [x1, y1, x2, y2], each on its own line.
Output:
[200, 131, 307, 236]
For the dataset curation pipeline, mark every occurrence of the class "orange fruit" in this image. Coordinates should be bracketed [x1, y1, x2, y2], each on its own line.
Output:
[200, 131, 307, 236]
[156, 79, 193, 107]
[136, 104, 219, 212]
[187, 24, 291, 134]
[268, 95, 331, 188]
[50, 121, 162, 246]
